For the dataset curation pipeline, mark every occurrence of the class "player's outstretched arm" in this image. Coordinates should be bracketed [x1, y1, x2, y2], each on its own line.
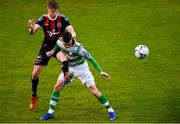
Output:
[46, 50, 54, 57]
[88, 57, 110, 80]
[46, 44, 59, 57]
[28, 19, 40, 35]
[78, 45, 110, 79]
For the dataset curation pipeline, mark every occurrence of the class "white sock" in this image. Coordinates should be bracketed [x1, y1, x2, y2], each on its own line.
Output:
[48, 109, 54, 114]
[108, 108, 114, 112]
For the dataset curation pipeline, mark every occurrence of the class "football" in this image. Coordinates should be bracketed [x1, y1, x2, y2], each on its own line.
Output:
[134, 45, 149, 59]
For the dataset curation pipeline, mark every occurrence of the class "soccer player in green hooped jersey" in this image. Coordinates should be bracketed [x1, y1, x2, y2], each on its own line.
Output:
[40, 32, 116, 121]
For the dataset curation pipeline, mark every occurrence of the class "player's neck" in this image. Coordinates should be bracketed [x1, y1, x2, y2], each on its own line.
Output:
[47, 14, 58, 20]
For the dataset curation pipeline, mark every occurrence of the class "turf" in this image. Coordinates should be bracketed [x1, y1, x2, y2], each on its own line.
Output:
[0, 0, 180, 123]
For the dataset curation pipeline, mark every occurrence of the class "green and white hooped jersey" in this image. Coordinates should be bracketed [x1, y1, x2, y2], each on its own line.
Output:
[57, 39, 91, 66]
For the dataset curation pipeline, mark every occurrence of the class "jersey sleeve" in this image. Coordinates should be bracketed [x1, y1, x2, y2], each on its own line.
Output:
[52, 39, 61, 52]
[36, 16, 44, 26]
[77, 45, 102, 73]
[61, 15, 71, 28]
[77, 45, 91, 59]
[88, 56, 102, 73]
[56, 39, 61, 47]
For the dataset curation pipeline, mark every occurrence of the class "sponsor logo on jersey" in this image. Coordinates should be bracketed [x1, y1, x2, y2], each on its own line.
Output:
[82, 50, 90, 58]
[47, 30, 59, 37]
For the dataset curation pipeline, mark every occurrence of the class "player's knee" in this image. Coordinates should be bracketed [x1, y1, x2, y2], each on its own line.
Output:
[32, 69, 40, 79]
[91, 90, 101, 97]
[54, 81, 64, 92]
[54, 85, 60, 92]
[32, 72, 39, 80]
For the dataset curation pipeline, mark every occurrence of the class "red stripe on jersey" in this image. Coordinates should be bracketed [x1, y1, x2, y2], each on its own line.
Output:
[44, 16, 49, 35]
[57, 16, 61, 34]
[50, 20, 55, 31]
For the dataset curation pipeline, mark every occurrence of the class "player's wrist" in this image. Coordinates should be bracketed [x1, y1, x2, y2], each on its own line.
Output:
[100, 71, 104, 75]
[51, 49, 55, 54]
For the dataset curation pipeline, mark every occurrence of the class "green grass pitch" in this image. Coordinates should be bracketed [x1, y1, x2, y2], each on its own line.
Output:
[0, 0, 180, 123]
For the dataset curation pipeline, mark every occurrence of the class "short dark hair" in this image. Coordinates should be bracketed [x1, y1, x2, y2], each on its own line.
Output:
[62, 32, 72, 43]
[47, 0, 59, 9]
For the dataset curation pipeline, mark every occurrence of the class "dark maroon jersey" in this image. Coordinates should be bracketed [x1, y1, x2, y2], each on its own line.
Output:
[36, 13, 71, 48]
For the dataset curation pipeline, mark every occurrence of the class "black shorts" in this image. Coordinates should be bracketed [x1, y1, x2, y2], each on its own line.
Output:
[34, 43, 61, 65]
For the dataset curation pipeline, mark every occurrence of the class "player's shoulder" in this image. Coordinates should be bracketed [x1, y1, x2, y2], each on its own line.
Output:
[58, 13, 69, 21]
[75, 41, 84, 52]
[74, 41, 81, 48]
[58, 13, 66, 17]
[75, 41, 81, 46]
[57, 38, 63, 45]
[37, 14, 47, 21]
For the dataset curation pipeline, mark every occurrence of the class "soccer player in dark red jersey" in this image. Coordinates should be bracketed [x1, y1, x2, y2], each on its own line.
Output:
[28, 0, 76, 110]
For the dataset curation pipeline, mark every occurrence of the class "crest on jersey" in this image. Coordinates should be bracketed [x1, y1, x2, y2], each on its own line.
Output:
[57, 23, 62, 28]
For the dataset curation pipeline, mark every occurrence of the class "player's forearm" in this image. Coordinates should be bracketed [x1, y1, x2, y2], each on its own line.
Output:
[28, 24, 40, 35]
[66, 25, 76, 38]
[88, 56, 102, 73]
[52, 44, 59, 52]
[33, 24, 40, 32]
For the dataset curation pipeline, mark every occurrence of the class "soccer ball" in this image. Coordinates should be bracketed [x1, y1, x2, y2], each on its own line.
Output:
[134, 45, 149, 59]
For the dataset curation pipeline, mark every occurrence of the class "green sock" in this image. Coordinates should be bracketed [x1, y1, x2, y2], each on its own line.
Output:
[48, 91, 60, 114]
[98, 95, 112, 109]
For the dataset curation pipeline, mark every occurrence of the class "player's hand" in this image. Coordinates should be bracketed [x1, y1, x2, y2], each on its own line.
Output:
[46, 50, 54, 57]
[100, 71, 110, 79]
[64, 73, 69, 83]
[28, 19, 35, 28]
[64, 73, 75, 84]
[64, 73, 71, 84]
[28, 19, 35, 35]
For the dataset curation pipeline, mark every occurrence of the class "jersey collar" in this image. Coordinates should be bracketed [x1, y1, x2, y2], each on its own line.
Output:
[47, 13, 58, 21]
